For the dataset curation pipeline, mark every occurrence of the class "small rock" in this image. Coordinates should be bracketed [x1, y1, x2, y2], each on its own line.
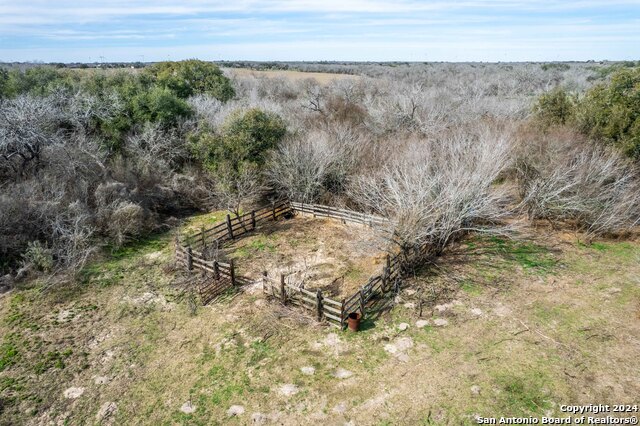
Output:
[405, 289, 416, 296]
[415, 319, 429, 328]
[433, 318, 449, 327]
[398, 323, 410, 331]
[396, 352, 410, 362]
[227, 405, 245, 417]
[403, 302, 416, 309]
[333, 368, 353, 379]
[251, 412, 268, 424]
[300, 366, 315, 375]
[471, 385, 481, 395]
[384, 343, 398, 354]
[63, 387, 85, 399]
[493, 304, 512, 317]
[94, 376, 109, 385]
[57, 310, 74, 322]
[607, 287, 622, 294]
[332, 402, 348, 414]
[180, 401, 196, 414]
[96, 401, 117, 422]
[101, 350, 115, 364]
[395, 337, 414, 351]
[324, 333, 340, 347]
[434, 304, 449, 312]
[279, 384, 299, 396]
[470, 308, 483, 316]
[144, 251, 163, 261]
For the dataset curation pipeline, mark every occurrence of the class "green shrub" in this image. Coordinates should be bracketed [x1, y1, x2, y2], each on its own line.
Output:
[146, 59, 235, 101]
[191, 108, 286, 174]
[21, 241, 54, 272]
[0, 68, 8, 98]
[131, 87, 193, 126]
[575, 67, 640, 158]
[6, 67, 71, 96]
[540, 63, 570, 72]
[532, 88, 575, 126]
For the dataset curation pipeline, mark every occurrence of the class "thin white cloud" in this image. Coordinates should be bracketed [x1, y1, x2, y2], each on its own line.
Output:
[1, 0, 638, 25]
[0, 0, 638, 61]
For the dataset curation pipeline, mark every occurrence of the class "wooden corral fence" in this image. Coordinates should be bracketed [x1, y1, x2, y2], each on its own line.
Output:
[179, 200, 291, 252]
[261, 203, 409, 328]
[175, 200, 291, 303]
[262, 249, 405, 328]
[290, 201, 392, 233]
[262, 274, 346, 327]
[175, 199, 419, 327]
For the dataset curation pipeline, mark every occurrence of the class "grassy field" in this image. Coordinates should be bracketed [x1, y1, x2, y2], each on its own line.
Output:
[222, 68, 360, 84]
[0, 215, 638, 425]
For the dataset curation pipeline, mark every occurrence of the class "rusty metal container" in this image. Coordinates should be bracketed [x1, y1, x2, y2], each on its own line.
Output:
[347, 312, 361, 332]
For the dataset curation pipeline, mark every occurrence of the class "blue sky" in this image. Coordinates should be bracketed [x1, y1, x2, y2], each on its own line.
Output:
[1, 1, 639, 62]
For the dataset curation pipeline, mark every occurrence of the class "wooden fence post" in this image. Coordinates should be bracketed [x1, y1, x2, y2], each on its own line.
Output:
[382, 254, 391, 292]
[251, 210, 256, 229]
[280, 274, 286, 304]
[340, 299, 346, 329]
[229, 259, 236, 286]
[262, 271, 267, 294]
[316, 290, 323, 321]
[186, 246, 193, 272]
[359, 289, 365, 315]
[214, 261, 220, 279]
[201, 233, 207, 253]
[382, 267, 388, 293]
[226, 214, 234, 239]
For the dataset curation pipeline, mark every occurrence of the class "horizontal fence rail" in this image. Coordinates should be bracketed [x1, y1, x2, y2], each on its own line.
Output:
[290, 202, 392, 233]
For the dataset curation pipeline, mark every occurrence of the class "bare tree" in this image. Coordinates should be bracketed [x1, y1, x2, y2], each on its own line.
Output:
[0, 94, 64, 177]
[126, 122, 188, 178]
[266, 133, 334, 203]
[215, 166, 265, 220]
[519, 144, 640, 237]
[301, 79, 325, 113]
[350, 127, 514, 255]
[266, 124, 368, 203]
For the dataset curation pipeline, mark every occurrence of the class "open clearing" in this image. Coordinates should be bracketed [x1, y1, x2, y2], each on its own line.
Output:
[0, 215, 638, 425]
[222, 68, 360, 83]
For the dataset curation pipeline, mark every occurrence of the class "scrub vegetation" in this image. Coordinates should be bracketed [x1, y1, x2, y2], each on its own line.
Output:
[0, 60, 639, 424]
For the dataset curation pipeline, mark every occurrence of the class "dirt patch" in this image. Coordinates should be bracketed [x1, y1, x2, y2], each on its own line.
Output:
[221, 215, 389, 298]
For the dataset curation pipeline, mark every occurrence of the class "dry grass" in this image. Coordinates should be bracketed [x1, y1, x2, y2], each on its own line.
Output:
[0, 222, 638, 425]
[222, 68, 360, 84]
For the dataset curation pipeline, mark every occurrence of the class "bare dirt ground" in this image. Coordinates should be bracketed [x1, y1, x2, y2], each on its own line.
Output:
[221, 215, 389, 298]
[0, 219, 638, 425]
[222, 68, 360, 84]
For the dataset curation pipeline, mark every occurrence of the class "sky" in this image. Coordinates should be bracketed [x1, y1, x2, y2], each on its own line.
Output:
[0, 0, 639, 63]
